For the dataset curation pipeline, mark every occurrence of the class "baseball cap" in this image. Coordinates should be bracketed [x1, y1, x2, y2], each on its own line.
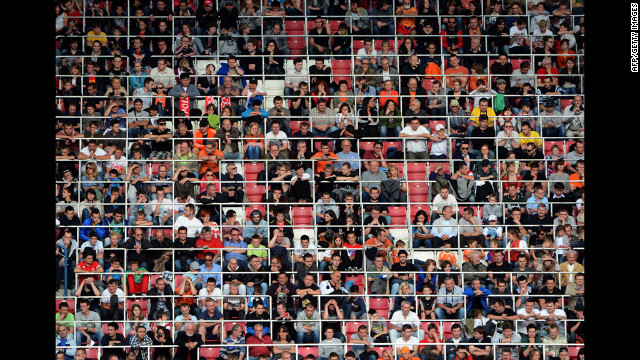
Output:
[190, 262, 200, 270]
[450, 99, 460, 107]
[435, 124, 445, 131]
[488, 215, 498, 221]
[481, 159, 491, 167]
[496, 78, 506, 84]
[204, 0, 213, 5]
[249, 78, 258, 84]
[180, 73, 190, 80]
[199, 119, 210, 127]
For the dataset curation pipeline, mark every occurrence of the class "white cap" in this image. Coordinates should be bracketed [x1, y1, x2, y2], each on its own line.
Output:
[435, 124, 445, 131]
[488, 215, 498, 221]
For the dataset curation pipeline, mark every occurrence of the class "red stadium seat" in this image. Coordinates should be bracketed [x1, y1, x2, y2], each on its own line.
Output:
[174, 275, 184, 288]
[429, 120, 447, 131]
[288, 37, 306, 57]
[442, 321, 457, 340]
[85, 347, 99, 360]
[568, 346, 583, 360]
[408, 182, 429, 196]
[360, 141, 376, 152]
[511, 58, 530, 70]
[422, 78, 437, 92]
[298, 347, 319, 358]
[428, 162, 451, 174]
[126, 298, 149, 316]
[329, 20, 345, 30]
[561, 99, 574, 112]
[292, 206, 314, 225]
[245, 205, 266, 221]
[353, 40, 365, 52]
[345, 321, 368, 339]
[421, 321, 441, 335]
[544, 140, 565, 156]
[346, 274, 365, 287]
[285, 20, 306, 32]
[332, 59, 352, 72]
[200, 347, 221, 360]
[245, 162, 265, 176]
[314, 141, 334, 152]
[332, 75, 353, 90]
[290, 120, 302, 133]
[245, 185, 266, 203]
[388, 206, 407, 227]
[149, 274, 164, 289]
[375, 39, 396, 52]
[373, 347, 393, 357]
[102, 323, 125, 335]
[224, 322, 246, 335]
[56, 299, 75, 313]
[382, 141, 402, 155]
[407, 162, 427, 174]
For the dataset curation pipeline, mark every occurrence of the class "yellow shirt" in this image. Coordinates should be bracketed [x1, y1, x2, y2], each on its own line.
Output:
[87, 31, 108, 46]
[519, 131, 543, 146]
[469, 107, 496, 127]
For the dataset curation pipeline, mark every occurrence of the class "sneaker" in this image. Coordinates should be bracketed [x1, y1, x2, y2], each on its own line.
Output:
[88, 340, 95, 347]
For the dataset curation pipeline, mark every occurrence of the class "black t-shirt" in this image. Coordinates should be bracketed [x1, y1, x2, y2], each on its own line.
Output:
[390, 262, 417, 278]
[364, 200, 389, 214]
[150, 128, 173, 151]
[488, 307, 517, 318]
[315, 173, 337, 194]
[310, 27, 330, 47]
[487, 261, 512, 282]
[336, 170, 359, 190]
[296, 282, 320, 309]
[363, 215, 388, 227]
[289, 91, 309, 117]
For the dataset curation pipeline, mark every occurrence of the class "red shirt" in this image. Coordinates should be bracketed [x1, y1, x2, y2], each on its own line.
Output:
[246, 334, 273, 357]
[196, 236, 223, 260]
[536, 67, 559, 82]
[77, 260, 100, 283]
[419, 336, 442, 349]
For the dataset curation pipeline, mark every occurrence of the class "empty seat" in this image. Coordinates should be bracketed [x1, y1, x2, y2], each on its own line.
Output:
[388, 206, 407, 227]
[353, 40, 365, 52]
[298, 347, 319, 358]
[200, 347, 221, 360]
[292, 206, 313, 226]
[245, 185, 266, 203]
[332, 59, 352, 72]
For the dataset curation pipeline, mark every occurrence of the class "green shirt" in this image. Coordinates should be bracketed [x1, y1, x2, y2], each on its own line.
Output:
[55, 313, 75, 329]
[247, 244, 268, 259]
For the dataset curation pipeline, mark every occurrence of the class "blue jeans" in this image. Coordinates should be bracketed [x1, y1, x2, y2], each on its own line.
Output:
[246, 282, 268, 295]
[333, 47, 352, 56]
[245, 145, 262, 160]
[563, 87, 578, 95]
[153, 215, 173, 226]
[379, 126, 402, 138]
[312, 126, 339, 137]
[413, 238, 433, 249]
[373, 24, 396, 37]
[435, 307, 465, 319]
[542, 125, 566, 139]
[75, 330, 104, 345]
[222, 151, 243, 160]
[306, 8, 328, 16]
[174, 258, 194, 272]
[297, 330, 320, 344]
[127, 127, 150, 139]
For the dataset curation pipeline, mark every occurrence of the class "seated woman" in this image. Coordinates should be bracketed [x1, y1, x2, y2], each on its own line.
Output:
[392, 281, 416, 313]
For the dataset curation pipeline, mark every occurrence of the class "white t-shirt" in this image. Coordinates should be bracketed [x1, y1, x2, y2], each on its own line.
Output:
[290, 172, 311, 184]
[430, 137, 448, 156]
[80, 146, 108, 157]
[394, 336, 419, 352]
[293, 243, 318, 258]
[149, 198, 174, 217]
[198, 287, 223, 305]
[264, 130, 289, 149]
[108, 155, 127, 173]
[516, 307, 540, 320]
[80, 241, 104, 251]
[174, 215, 204, 237]
[509, 26, 528, 47]
[539, 309, 567, 318]
[400, 126, 429, 153]
[100, 288, 126, 303]
[357, 48, 378, 60]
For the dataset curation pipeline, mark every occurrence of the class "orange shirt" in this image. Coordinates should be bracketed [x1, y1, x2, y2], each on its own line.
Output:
[364, 237, 394, 257]
[396, 7, 418, 27]
[444, 66, 470, 89]
[438, 251, 458, 265]
[193, 128, 217, 151]
[463, 248, 485, 262]
[569, 173, 583, 188]
[175, 285, 197, 305]
[313, 151, 338, 174]
[557, 50, 576, 69]
[469, 75, 489, 91]
[379, 90, 399, 107]
[198, 148, 225, 174]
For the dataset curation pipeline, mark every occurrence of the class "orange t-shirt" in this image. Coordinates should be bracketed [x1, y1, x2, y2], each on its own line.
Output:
[313, 151, 338, 174]
[557, 50, 576, 69]
[444, 66, 470, 89]
[198, 148, 225, 174]
[175, 285, 197, 305]
[569, 173, 583, 188]
[379, 90, 400, 107]
[463, 248, 485, 262]
[364, 237, 394, 257]
[438, 251, 458, 265]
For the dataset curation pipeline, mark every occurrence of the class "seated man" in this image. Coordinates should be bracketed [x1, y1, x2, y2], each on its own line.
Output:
[435, 276, 465, 319]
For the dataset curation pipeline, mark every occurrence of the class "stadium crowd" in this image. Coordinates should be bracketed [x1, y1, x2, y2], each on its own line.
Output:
[55, 1, 585, 360]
